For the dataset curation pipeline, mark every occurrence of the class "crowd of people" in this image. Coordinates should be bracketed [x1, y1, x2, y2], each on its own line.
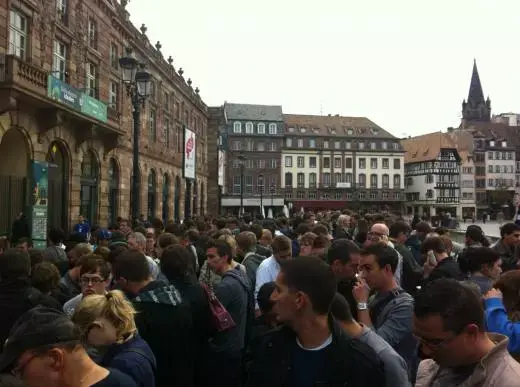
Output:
[1, 210, 520, 386]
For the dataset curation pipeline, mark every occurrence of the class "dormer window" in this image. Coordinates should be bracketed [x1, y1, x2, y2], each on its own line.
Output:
[502, 141, 507, 147]
[245, 122, 253, 134]
[347, 128, 353, 135]
[258, 123, 265, 134]
[300, 127, 306, 133]
[233, 122, 242, 133]
[269, 123, 277, 134]
[490, 140, 495, 147]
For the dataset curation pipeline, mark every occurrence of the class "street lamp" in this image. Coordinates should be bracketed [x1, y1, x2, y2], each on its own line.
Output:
[270, 184, 275, 209]
[259, 173, 264, 217]
[119, 47, 152, 226]
[238, 154, 246, 217]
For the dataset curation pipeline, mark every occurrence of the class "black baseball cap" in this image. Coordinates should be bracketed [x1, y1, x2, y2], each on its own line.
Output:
[257, 281, 276, 313]
[0, 307, 80, 372]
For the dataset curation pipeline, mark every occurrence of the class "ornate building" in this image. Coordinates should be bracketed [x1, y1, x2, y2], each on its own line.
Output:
[0, 0, 208, 236]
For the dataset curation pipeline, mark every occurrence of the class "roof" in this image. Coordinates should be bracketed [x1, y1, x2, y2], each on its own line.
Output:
[467, 60, 486, 105]
[224, 103, 283, 122]
[401, 131, 458, 163]
[461, 122, 520, 147]
[283, 114, 397, 139]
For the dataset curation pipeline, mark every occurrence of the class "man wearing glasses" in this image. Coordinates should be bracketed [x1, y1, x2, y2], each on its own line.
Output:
[414, 279, 520, 386]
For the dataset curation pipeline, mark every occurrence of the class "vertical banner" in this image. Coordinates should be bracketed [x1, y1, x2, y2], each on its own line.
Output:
[31, 161, 49, 249]
[183, 127, 196, 179]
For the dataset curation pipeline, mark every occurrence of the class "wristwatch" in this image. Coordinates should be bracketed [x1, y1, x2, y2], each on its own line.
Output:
[357, 302, 368, 311]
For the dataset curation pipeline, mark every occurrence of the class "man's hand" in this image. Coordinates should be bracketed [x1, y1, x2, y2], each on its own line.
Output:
[484, 288, 503, 300]
[353, 278, 370, 303]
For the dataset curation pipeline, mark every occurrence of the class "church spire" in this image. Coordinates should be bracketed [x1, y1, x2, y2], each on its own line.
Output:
[467, 59, 485, 106]
[461, 59, 491, 123]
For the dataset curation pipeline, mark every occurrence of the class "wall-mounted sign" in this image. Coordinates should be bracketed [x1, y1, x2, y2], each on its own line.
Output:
[183, 127, 196, 180]
[30, 161, 49, 249]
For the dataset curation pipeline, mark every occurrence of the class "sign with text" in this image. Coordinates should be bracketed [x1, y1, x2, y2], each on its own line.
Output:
[183, 127, 196, 179]
[30, 161, 49, 249]
[47, 75, 108, 123]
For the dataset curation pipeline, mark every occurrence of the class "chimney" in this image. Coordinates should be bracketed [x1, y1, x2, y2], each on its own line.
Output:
[447, 127, 454, 132]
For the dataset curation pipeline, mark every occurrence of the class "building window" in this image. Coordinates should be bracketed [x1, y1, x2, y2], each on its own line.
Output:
[370, 191, 378, 200]
[335, 141, 341, 149]
[163, 92, 170, 111]
[309, 191, 317, 199]
[269, 159, 277, 169]
[370, 158, 378, 169]
[85, 62, 98, 98]
[257, 159, 265, 169]
[176, 127, 182, 153]
[370, 174, 378, 188]
[232, 141, 242, 151]
[310, 157, 317, 168]
[370, 142, 376, 150]
[56, 0, 68, 24]
[245, 122, 253, 134]
[358, 173, 366, 187]
[245, 176, 253, 194]
[297, 173, 305, 188]
[323, 173, 331, 186]
[358, 191, 366, 200]
[233, 175, 241, 194]
[269, 123, 277, 134]
[358, 142, 365, 150]
[335, 173, 342, 184]
[257, 142, 265, 152]
[334, 157, 342, 169]
[232, 159, 239, 169]
[87, 18, 97, 49]
[9, 10, 28, 59]
[309, 138, 316, 148]
[52, 40, 67, 81]
[345, 173, 352, 183]
[345, 141, 351, 149]
[359, 158, 366, 169]
[257, 176, 265, 193]
[323, 140, 329, 149]
[382, 158, 389, 169]
[382, 174, 389, 188]
[109, 81, 118, 110]
[393, 159, 401, 169]
[298, 139, 303, 148]
[245, 140, 253, 151]
[149, 108, 157, 142]
[382, 142, 388, 150]
[393, 174, 401, 188]
[285, 156, 292, 167]
[285, 172, 293, 187]
[110, 43, 119, 69]
[345, 158, 352, 169]
[285, 138, 292, 147]
[334, 192, 342, 200]
[297, 156, 304, 168]
[164, 118, 170, 148]
[233, 122, 242, 133]
[297, 191, 305, 199]
[309, 173, 317, 188]
[258, 123, 265, 134]
[269, 142, 276, 151]
[323, 157, 330, 169]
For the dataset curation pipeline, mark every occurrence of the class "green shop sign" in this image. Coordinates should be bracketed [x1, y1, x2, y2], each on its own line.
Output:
[47, 75, 107, 123]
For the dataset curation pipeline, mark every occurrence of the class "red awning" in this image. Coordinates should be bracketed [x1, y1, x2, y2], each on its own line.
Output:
[293, 200, 348, 210]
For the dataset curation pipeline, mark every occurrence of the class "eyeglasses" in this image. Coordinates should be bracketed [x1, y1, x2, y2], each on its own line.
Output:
[79, 276, 105, 285]
[413, 333, 458, 350]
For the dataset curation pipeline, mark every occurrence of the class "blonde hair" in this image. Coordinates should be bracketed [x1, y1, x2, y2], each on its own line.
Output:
[72, 290, 137, 342]
[218, 234, 237, 258]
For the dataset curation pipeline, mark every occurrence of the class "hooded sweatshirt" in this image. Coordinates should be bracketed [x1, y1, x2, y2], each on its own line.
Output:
[130, 281, 195, 387]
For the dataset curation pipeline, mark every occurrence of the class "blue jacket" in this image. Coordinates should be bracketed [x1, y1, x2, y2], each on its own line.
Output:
[73, 221, 90, 239]
[485, 297, 520, 354]
[100, 334, 157, 387]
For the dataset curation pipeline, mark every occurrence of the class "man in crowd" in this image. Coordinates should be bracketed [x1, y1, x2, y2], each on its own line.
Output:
[414, 279, 520, 385]
[247, 257, 385, 386]
[491, 222, 520, 272]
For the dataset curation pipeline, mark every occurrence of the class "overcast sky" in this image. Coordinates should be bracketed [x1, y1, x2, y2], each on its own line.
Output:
[127, 0, 520, 137]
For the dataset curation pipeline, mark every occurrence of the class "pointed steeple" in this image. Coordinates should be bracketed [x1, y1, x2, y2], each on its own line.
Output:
[461, 59, 491, 123]
[467, 59, 485, 106]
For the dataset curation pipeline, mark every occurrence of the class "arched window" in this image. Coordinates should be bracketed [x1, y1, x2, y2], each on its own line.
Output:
[358, 173, 366, 188]
[147, 169, 157, 220]
[47, 141, 69, 231]
[334, 173, 342, 184]
[285, 172, 293, 187]
[382, 174, 390, 189]
[393, 174, 401, 188]
[233, 122, 242, 133]
[162, 173, 170, 222]
[80, 150, 99, 224]
[297, 173, 305, 188]
[309, 172, 317, 188]
[370, 174, 378, 188]
[108, 158, 120, 225]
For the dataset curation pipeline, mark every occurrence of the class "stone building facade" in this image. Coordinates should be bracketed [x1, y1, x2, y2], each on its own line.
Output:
[0, 0, 208, 236]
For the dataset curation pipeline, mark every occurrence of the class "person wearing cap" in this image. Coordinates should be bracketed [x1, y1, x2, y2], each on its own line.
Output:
[0, 306, 137, 386]
[93, 229, 112, 251]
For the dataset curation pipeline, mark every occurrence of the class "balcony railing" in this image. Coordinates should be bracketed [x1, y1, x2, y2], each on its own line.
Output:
[435, 182, 459, 188]
[0, 54, 47, 92]
[436, 196, 460, 204]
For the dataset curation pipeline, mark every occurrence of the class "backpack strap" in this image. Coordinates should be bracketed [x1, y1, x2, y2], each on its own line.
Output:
[369, 289, 405, 325]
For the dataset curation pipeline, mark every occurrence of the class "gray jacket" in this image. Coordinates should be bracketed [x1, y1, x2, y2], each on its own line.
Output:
[369, 289, 418, 378]
[358, 325, 411, 387]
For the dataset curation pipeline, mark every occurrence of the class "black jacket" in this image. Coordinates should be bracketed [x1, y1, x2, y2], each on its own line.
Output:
[394, 243, 423, 296]
[334, 228, 353, 240]
[0, 280, 61, 351]
[256, 244, 272, 258]
[424, 257, 464, 285]
[130, 281, 196, 387]
[246, 318, 385, 387]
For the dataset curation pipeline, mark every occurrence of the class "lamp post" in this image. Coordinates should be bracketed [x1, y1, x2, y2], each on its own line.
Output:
[259, 173, 264, 217]
[119, 47, 151, 226]
[238, 154, 246, 217]
[270, 184, 275, 209]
